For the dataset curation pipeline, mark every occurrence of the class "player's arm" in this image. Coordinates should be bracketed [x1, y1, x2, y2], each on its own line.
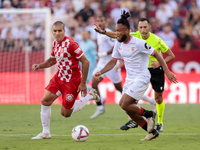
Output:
[153, 51, 177, 83]
[115, 59, 124, 72]
[32, 57, 57, 72]
[78, 54, 90, 96]
[151, 49, 175, 68]
[94, 58, 117, 80]
[163, 49, 175, 63]
[94, 23, 116, 38]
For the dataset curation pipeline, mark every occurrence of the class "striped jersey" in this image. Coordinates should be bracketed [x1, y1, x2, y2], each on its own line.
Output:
[51, 36, 84, 82]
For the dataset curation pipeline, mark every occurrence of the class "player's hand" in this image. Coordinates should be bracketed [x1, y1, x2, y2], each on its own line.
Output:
[32, 64, 40, 72]
[151, 60, 160, 69]
[115, 66, 120, 72]
[94, 23, 105, 34]
[78, 83, 87, 97]
[166, 72, 178, 84]
[93, 72, 101, 81]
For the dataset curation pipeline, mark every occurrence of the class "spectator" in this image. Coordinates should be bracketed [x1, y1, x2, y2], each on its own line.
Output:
[177, 27, 192, 51]
[53, 0, 66, 17]
[23, 31, 40, 52]
[12, 0, 21, 8]
[191, 20, 200, 49]
[119, 0, 134, 11]
[69, 27, 82, 44]
[1, 30, 15, 52]
[164, 0, 178, 11]
[2, 0, 17, 22]
[180, 18, 194, 36]
[149, 17, 160, 34]
[75, 0, 94, 22]
[155, 1, 173, 26]
[131, 0, 146, 18]
[18, 24, 33, 42]
[79, 30, 97, 86]
[110, 1, 129, 23]
[171, 8, 182, 35]
[157, 23, 177, 49]
[85, 16, 97, 42]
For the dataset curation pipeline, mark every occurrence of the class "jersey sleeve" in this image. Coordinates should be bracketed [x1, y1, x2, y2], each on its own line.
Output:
[50, 42, 55, 57]
[158, 38, 169, 53]
[69, 41, 84, 59]
[137, 39, 155, 56]
[112, 41, 121, 60]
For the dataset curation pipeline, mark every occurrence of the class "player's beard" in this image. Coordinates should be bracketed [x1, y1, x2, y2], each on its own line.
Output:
[118, 34, 127, 43]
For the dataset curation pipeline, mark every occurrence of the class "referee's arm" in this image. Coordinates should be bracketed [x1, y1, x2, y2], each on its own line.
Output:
[163, 49, 175, 64]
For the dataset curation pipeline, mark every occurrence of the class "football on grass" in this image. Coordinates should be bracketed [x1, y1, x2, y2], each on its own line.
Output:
[71, 125, 89, 142]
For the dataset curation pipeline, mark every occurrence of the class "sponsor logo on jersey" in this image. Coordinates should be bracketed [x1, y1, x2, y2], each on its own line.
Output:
[66, 94, 74, 102]
[144, 43, 151, 49]
[131, 47, 135, 52]
[74, 47, 82, 54]
[119, 47, 122, 50]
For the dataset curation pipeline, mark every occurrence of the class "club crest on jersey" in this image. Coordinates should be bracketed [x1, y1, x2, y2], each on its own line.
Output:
[144, 43, 151, 49]
[66, 94, 74, 102]
[131, 47, 135, 52]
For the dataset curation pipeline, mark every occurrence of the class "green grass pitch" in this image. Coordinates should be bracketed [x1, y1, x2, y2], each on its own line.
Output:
[0, 104, 200, 150]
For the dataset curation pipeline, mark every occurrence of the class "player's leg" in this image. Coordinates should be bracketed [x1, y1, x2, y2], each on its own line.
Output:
[31, 90, 58, 139]
[90, 76, 105, 119]
[71, 89, 100, 115]
[119, 93, 158, 141]
[141, 95, 156, 112]
[155, 91, 164, 132]
[149, 66, 165, 132]
[61, 89, 100, 117]
[114, 82, 123, 93]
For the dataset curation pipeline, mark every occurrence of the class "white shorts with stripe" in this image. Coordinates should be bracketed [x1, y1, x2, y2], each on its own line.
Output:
[123, 79, 149, 101]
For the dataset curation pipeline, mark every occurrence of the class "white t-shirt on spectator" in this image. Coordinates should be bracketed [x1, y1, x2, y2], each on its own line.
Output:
[156, 31, 176, 49]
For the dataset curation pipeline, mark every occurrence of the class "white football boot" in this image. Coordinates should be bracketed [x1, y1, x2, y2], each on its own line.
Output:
[90, 108, 105, 119]
[31, 133, 51, 139]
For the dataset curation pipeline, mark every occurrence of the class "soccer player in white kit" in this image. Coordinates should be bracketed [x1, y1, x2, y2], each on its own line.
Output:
[91, 16, 122, 119]
[94, 11, 177, 141]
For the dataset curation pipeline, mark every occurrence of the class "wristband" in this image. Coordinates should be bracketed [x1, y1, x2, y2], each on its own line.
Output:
[98, 52, 107, 57]
[102, 30, 106, 34]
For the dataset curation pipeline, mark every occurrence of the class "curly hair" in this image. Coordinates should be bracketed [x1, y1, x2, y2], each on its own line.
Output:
[117, 10, 131, 30]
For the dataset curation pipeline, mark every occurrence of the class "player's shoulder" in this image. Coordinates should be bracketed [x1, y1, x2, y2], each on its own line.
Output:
[149, 32, 161, 42]
[130, 31, 140, 37]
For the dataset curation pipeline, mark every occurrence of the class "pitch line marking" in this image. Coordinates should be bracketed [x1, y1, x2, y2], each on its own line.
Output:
[0, 133, 200, 137]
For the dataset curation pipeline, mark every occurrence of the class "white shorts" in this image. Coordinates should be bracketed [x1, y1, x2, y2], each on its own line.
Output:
[92, 63, 121, 84]
[123, 80, 149, 101]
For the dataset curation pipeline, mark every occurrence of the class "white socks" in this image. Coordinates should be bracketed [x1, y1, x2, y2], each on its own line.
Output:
[141, 95, 155, 104]
[41, 104, 51, 134]
[71, 94, 93, 115]
[97, 105, 104, 110]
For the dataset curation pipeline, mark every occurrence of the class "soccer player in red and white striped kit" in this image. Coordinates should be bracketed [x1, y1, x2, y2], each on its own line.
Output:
[31, 21, 100, 139]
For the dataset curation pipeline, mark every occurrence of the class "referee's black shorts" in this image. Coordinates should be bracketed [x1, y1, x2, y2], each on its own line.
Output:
[148, 66, 165, 93]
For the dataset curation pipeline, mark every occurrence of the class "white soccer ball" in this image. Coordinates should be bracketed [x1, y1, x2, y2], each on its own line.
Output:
[71, 125, 89, 142]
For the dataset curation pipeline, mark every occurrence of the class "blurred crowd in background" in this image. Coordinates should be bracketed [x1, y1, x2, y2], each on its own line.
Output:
[0, 0, 200, 52]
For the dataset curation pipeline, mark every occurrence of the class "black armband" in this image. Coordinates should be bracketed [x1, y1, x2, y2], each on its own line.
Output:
[102, 30, 106, 34]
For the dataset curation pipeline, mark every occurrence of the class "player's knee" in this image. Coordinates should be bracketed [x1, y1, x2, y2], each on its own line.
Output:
[41, 99, 51, 106]
[61, 112, 71, 118]
[155, 96, 163, 104]
[120, 102, 128, 111]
